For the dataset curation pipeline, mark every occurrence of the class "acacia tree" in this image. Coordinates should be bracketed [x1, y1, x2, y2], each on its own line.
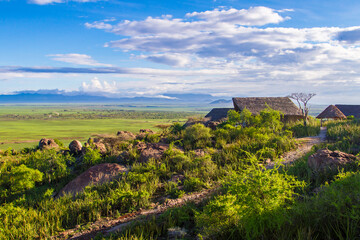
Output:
[287, 93, 316, 126]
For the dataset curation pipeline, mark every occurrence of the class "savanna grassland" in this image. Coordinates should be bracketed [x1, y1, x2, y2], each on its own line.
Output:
[1, 105, 360, 240]
[0, 105, 201, 150]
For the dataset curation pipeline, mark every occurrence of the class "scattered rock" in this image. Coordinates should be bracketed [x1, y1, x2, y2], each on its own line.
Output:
[139, 129, 154, 134]
[117, 131, 136, 141]
[88, 137, 101, 144]
[308, 148, 357, 172]
[39, 138, 59, 150]
[135, 141, 147, 151]
[193, 149, 206, 157]
[69, 140, 82, 155]
[57, 163, 127, 198]
[136, 129, 155, 141]
[139, 143, 169, 163]
[92, 142, 107, 155]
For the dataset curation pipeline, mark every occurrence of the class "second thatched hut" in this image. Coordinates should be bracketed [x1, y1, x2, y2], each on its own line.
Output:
[316, 105, 346, 120]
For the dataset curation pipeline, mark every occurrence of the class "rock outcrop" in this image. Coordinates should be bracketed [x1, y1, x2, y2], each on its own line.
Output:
[57, 163, 127, 197]
[136, 129, 155, 140]
[69, 140, 82, 155]
[135, 142, 169, 163]
[308, 148, 357, 172]
[39, 138, 59, 150]
[117, 131, 136, 141]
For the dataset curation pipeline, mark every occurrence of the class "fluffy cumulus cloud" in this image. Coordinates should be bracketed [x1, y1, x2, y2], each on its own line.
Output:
[80, 77, 117, 93]
[82, 6, 360, 102]
[48, 54, 112, 67]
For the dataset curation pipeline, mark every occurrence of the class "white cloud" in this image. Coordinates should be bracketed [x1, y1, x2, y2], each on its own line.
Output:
[186, 6, 288, 26]
[138, 53, 191, 67]
[80, 77, 117, 93]
[48, 53, 112, 67]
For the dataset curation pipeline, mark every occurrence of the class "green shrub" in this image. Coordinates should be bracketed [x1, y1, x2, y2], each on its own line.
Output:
[1, 164, 43, 195]
[183, 124, 212, 150]
[290, 171, 360, 239]
[287, 117, 320, 138]
[81, 147, 102, 169]
[183, 177, 206, 192]
[25, 149, 71, 183]
[196, 165, 305, 239]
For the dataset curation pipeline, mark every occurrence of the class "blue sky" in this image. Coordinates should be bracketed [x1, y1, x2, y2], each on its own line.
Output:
[1, 0, 360, 103]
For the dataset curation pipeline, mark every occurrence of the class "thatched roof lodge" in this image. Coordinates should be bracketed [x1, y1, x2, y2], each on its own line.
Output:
[232, 97, 303, 121]
[316, 105, 346, 119]
[335, 105, 360, 118]
[204, 108, 233, 122]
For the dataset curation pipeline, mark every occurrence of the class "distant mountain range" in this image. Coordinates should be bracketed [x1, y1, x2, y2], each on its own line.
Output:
[0, 92, 220, 104]
[210, 99, 232, 104]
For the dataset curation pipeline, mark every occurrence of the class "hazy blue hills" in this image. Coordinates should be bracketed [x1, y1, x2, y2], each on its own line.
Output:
[0, 92, 217, 104]
[210, 99, 232, 104]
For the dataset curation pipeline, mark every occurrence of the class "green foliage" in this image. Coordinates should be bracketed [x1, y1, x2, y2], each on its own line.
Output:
[25, 149, 72, 183]
[183, 124, 212, 150]
[53, 138, 64, 148]
[169, 122, 184, 135]
[289, 171, 360, 239]
[81, 147, 102, 169]
[183, 177, 206, 192]
[164, 181, 185, 199]
[326, 119, 360, 154]
[227, 109, 242, 125]
[196, 165, 305, 239]
[257, 106, 284, 132]
[286, 117, 320, 138]
[1, 164, 43, 196]
[144, 133, 161, 143]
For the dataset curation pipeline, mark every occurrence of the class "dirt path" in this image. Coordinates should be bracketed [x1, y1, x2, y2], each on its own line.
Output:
[266, 127, 327, 169]
[53, 187, 219, 240]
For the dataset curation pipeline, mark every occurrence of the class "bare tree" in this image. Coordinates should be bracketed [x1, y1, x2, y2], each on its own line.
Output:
[287, 93, 316, 126]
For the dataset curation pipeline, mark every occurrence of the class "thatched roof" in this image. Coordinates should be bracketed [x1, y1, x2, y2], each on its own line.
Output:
[316, 105, 346, 119]
[205, 108, 233, 122]
[335, 105, 360, 118]
[232, 97, 302, 116]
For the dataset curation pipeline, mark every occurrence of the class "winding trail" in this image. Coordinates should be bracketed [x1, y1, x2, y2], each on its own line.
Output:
[53, 187, 219, 240]
[266, 127, 327, 169]
[53, 127, 327, 239]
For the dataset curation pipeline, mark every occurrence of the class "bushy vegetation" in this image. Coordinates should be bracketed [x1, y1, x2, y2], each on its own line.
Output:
[285, 116, 321, 138]
[1, 107, 359, 239]
[326, 119, 360, 154]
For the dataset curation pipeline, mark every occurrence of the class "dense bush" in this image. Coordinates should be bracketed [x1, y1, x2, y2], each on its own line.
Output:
[25, 149, 72, 183]
[286, 117, 320, 138]
[288, 171, 360, 239]
[326, 119, 360, 154]
[196, 164, 305, 239]
[183, 124, 212, 150]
